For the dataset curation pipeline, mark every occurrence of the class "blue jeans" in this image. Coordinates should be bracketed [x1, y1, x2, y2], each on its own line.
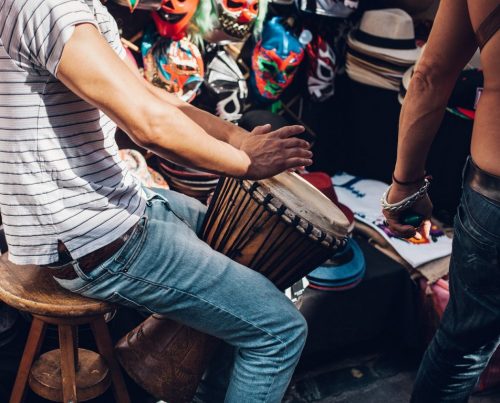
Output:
[53, 188, 307, 403]
[411, 173, 500, 402]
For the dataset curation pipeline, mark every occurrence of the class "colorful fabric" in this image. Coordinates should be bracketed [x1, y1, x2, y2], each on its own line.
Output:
[118, 150, 169, 189]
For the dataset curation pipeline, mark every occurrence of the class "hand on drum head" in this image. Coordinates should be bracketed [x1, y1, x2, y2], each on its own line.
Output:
[239, 124, 313, 180]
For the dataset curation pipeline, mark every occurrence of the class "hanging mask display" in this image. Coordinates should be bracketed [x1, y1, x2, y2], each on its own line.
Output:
[111, 0, 162, 12]
[143, 34, 205, 103]
[192, 0, 268, 43]
[205, 50, 248, 122]
[250, 17, 304, 102]
[296, 0, 358, 18]
[306, 34, 336, 102]
[152, 0, 199, 39]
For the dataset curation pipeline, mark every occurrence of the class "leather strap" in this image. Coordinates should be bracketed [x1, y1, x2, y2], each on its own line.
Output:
[465, 158, 500, 203]
[47, 222, 139, 280]
[476, 5, 500, 49]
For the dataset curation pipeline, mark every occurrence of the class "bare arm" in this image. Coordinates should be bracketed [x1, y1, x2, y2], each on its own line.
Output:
[57, 24, 312, 179]
[385, 0, 478, 237]
[122, 54, 250, 149]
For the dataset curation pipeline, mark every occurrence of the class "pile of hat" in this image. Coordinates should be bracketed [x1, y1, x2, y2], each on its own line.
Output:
[300, 172, 365, 291]
[346, 8, 421, 91]
[157, 158, 219, 204]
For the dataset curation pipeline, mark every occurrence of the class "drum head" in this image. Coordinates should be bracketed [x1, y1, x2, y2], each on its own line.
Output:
[250, 172, 350, 241]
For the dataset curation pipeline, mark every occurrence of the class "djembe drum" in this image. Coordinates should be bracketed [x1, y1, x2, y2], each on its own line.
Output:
[115, 172, 349, 402]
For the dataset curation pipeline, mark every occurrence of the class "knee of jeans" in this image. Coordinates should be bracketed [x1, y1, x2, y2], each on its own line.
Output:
[287, 311, 308, 352]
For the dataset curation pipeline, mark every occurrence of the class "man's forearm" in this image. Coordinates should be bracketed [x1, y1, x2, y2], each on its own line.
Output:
[145, 80, 249, 149]
[394, 67, 456, 182]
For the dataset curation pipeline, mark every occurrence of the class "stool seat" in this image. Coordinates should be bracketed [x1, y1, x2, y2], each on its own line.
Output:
[0, 253, 112, 317]
[0, 253, 131, 402]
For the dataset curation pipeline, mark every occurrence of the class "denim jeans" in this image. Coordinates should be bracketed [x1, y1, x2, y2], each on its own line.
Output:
[53, 187, 307, 403]
[411, 170, 500, 402]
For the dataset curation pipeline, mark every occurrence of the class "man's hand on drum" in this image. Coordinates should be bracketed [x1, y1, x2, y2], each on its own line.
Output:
[238, 124, 313, 180]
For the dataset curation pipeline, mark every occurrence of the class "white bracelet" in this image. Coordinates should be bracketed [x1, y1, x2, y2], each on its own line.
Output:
[381, 178, 431, 212]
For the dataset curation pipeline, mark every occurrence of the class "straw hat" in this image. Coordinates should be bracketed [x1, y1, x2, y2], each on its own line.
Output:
[348, 8, 421, 63]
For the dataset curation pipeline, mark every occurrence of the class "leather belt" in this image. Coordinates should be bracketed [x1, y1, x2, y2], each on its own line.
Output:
[47, 222, 139, 281]
[465, 158, 500, 203]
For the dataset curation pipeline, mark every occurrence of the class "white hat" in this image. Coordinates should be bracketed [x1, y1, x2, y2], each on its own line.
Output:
[347, 8, 421, 63]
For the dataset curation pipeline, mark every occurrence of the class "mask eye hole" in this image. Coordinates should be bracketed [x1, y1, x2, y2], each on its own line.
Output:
[261, 60, 277, 74]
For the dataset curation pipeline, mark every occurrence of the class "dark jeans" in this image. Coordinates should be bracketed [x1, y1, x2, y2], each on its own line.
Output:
[412, 172, 500, 402]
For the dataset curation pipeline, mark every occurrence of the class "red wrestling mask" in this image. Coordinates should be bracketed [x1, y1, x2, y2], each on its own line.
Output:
[152, 0, 199, 39]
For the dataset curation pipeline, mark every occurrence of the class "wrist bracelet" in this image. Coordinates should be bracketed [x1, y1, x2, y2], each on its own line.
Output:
[392, 172, 427, 186]
[381, 177, 431, 212]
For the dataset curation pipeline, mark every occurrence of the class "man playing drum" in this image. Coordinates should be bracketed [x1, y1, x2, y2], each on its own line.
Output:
[382, 0, 500, 401]
[0, 0, 312, 401]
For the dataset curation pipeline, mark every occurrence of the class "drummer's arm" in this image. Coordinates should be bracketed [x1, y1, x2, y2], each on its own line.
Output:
[123, 54, 250, 149]
[57, 24, 311, 179]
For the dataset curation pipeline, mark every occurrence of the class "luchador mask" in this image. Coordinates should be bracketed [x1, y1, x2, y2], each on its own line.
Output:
[250, 17, 304, 102]
[111, 0, 162, 12]
[306, 34, 336, 102]
[143, 36, 204, 103]
[152, 0, 199, 39]
[205, 50, 248, 122]
[195, 0, 266, 43]
[217, 0, 259, 39]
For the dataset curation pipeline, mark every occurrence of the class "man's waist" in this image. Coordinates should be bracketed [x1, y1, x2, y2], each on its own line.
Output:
[465, 157, 500, 203]
[45, 221, 140, 280]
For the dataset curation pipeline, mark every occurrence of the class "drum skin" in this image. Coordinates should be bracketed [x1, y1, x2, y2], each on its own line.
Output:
[115, 173, 348, 402]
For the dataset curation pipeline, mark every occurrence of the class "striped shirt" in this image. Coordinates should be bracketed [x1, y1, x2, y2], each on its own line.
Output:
[0, 0, 146, 265]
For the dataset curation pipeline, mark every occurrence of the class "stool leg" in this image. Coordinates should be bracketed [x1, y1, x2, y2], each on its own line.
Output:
[10, 317, 47, 403]
[59, 324, 78, 403]
[90, 316, 131, 403]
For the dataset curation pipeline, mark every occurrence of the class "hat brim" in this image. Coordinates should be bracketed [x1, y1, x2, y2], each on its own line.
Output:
[346, 63, 400, 91]
[307, 239, 365, 282]
[348, 32, 421, 64]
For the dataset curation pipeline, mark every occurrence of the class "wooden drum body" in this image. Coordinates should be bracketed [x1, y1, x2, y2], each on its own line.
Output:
[203, 173, 349, 289]
[115, 172, 349, 402]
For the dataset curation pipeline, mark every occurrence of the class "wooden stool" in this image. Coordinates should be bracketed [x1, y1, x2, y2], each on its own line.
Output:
[0, 253, 131, 403]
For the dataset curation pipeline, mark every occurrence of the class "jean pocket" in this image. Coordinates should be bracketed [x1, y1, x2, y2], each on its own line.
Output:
[111, 217, 149, 271]
[454, 210, 500, 292]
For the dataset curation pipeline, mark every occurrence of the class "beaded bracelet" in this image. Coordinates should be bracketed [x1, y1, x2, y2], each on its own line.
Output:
[381, 177, 431, 212]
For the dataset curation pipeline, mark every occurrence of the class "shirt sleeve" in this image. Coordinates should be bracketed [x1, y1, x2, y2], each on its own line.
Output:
[0, 0, 98, 76]
[93, 0, 127, 60]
